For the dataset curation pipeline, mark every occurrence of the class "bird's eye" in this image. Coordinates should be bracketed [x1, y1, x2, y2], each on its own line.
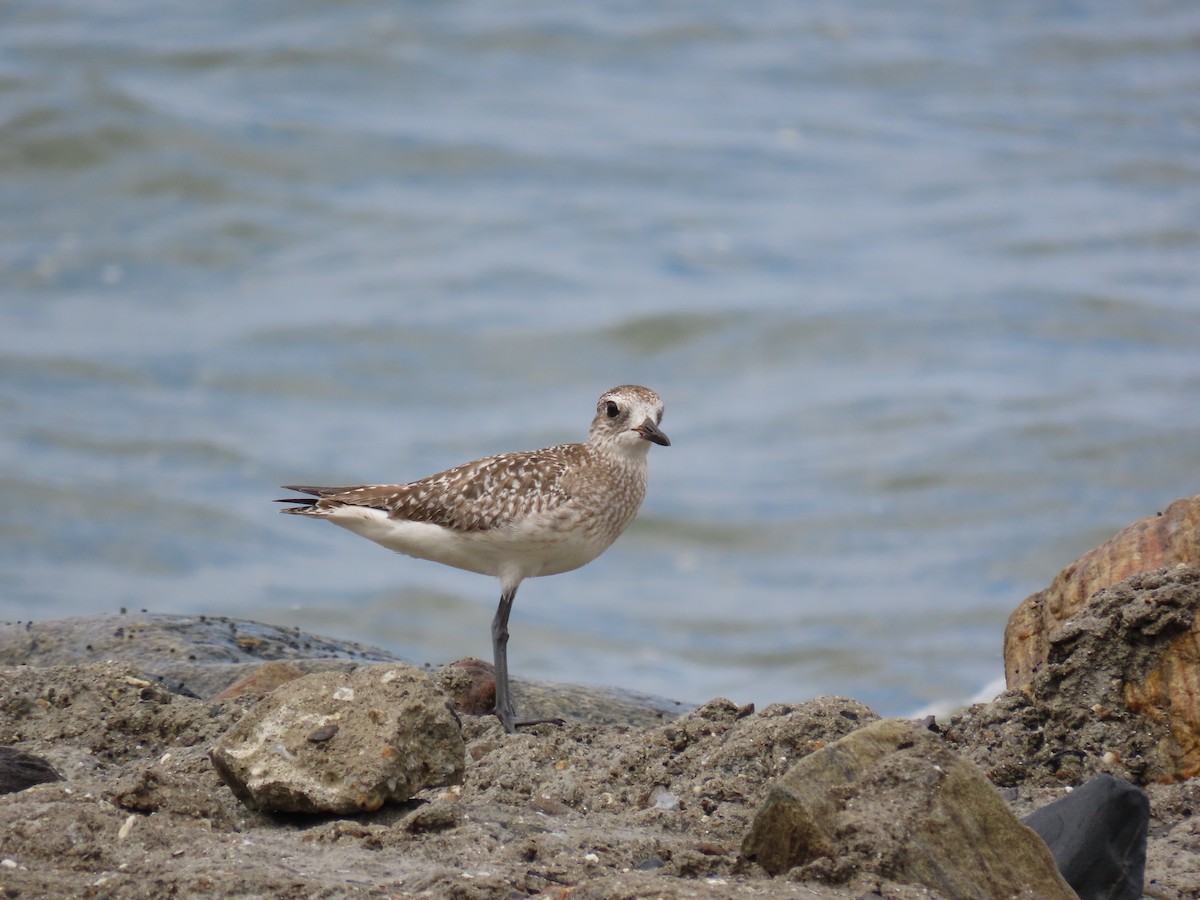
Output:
[605, 401, 620, 418]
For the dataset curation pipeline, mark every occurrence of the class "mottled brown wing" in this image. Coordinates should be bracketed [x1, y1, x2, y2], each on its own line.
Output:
[313, 444, 586, 532]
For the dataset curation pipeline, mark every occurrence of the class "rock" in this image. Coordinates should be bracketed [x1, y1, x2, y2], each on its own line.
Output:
[402, 799, 462, 833]
[435, 656, 497, 716]
[964, 565, 1200, 784]
[0, 746, 62, 793]
[0, 613, 688, 726]
[742, 718, 1076, 899]
[0, 612, 404, 700]
[1023, 774, 1148, 900]
[210, 664, 465, 814]
[1005, 495, 1200, 690]
[211, 660, 306, 701]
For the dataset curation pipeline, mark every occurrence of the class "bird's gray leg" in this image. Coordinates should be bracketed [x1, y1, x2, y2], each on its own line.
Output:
[491, 586, 565, 734]
[491, 587, 519, 733]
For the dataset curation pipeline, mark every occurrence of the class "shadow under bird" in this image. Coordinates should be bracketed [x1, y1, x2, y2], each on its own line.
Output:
[276, 384, 670, 733]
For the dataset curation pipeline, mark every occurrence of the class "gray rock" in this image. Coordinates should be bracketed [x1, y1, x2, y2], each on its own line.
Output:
[1023, 773, 1148, 900]
[742, 717, 1076, 899]
[0, 612, 403, 701]
[0, 613, 687, 726]
[210, 664, 465, 814]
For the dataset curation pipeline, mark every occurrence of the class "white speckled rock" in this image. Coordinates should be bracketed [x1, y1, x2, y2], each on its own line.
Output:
[210, 664, 464, 814]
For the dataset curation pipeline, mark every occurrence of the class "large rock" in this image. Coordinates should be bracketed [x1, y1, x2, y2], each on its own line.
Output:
[742, 718, 1075, 899]
[999, 496, 1200, 784]
[1005, 495, 1200, 689]
[210, 664, 465, 814]
[965, 565, 1200, 784]
[0, 612, 403, 700]
[0, 613, 686, 726]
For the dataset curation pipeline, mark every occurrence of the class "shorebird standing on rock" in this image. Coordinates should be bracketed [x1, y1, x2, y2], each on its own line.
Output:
[277, 385, 670, 733]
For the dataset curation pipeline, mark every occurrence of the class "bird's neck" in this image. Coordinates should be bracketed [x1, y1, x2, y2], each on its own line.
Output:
[588, 436, 651, 468]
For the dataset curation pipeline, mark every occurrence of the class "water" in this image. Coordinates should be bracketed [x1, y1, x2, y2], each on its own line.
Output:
[3, 1, 1198, 716]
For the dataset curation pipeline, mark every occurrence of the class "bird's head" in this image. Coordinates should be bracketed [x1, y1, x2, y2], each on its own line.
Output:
[588, 385, 669, 456]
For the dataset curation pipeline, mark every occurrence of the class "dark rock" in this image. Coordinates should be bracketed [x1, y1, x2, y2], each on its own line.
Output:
[0, 746, 62, 793]
[742, 718, 1075, 898]
[210, 664, 465, 814]
[1023, 773, 1148, 900]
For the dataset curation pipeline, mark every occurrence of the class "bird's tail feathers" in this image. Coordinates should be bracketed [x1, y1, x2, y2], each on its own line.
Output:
[276, 484, 360, 513]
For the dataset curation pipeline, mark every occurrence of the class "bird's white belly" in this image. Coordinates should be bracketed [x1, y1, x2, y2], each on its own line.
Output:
[323, 506, 616, 580]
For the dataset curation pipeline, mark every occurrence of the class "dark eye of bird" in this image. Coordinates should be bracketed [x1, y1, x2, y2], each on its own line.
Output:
[606, 401, 620, 418]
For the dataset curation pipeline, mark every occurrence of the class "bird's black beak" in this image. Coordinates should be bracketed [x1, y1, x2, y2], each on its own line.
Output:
[636, 418, 670, 447]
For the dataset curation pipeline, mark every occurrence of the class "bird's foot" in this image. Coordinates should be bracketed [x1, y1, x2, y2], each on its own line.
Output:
[495, 708, 566, 734]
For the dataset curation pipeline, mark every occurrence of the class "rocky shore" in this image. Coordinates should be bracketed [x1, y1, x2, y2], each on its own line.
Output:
[3, 498, 1200, 898]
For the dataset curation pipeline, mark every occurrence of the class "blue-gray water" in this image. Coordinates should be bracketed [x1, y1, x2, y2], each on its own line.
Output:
[3, 1, 1198, 716]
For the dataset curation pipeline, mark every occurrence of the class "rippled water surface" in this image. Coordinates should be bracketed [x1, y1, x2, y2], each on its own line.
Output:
[3, 1, 1198, 715]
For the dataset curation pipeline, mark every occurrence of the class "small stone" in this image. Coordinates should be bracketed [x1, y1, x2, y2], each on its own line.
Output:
[648, 785, 679, 810]
[0, 747, 62, 794]
[213, 661, 306, 702]
[530, 796, 571, 816]
[403, 801, 461, 833]
[117, 815, 136, 840]
[306, 723, 339, 742]
[437, 657, 496, 716]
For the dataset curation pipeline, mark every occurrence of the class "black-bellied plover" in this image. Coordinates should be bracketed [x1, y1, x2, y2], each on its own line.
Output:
[277, 385, 669, 733]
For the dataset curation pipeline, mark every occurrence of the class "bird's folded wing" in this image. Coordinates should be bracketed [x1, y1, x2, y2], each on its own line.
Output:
[307, 445, 582, 533]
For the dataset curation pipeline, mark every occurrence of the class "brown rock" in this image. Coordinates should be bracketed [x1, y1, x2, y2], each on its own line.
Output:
[1062, 566, 1200, 781]
[438, 657, 497, 716]
[1125, 620, 1200, 779]
[956, 566, 1200, 784]
[211, 660, 306, 701]
[742, 718, 1076, 899]
[1005, 495, 1200, 689]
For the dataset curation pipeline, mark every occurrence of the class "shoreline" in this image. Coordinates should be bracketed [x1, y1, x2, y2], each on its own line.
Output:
[2, 589, 1198, 898]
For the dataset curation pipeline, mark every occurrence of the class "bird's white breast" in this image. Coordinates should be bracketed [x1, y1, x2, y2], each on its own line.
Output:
[321, 503, 625, 581]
